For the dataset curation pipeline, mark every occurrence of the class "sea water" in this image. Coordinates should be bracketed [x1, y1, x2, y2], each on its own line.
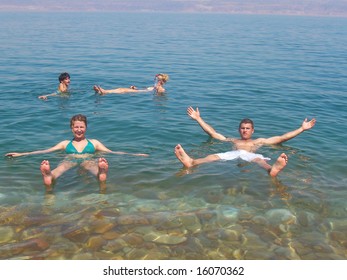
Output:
[0, 12, 346, 260]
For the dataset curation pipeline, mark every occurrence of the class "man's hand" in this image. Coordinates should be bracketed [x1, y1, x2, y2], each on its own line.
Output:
[187, 106, 200, 120]
[302, 118, 316, 131]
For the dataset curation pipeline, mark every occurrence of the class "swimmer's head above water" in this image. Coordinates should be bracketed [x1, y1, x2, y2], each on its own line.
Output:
[154, 73, 169, 85]
[239, 118, 254, 129]
[58, 72, 71, 82]
[70, 114, 87, 128]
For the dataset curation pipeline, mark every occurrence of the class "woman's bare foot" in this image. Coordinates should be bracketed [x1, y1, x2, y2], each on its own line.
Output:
[93, 85, 101, 93]
[97, 158, 108, 182]
[93, 85, 106, 95]
[40, 160, 54, 190]
[269, 153, 288, 177]
[174, 144, 194, 168]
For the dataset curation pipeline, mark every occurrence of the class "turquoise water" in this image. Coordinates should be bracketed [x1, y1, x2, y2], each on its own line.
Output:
[0, 12, 347, 260]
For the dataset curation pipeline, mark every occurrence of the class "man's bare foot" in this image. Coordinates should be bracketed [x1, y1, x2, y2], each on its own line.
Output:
[269, 153, 288, 177]
[174, 144, 194, 168]
[40, 160, 54, 190]
[97, 158, 108, 182]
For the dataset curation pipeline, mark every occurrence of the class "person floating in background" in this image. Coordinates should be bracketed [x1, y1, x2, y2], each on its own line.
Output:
[93, 73, 169, 95]
[150, 73, 169, 94]
[5, 114, 148, 192]
[175, 106, 316, 177]
[38, 72, 71, 100]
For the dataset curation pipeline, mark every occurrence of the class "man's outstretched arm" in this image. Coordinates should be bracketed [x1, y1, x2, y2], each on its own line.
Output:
[260, 118, 316, 145]
[187, 106, 229, 141]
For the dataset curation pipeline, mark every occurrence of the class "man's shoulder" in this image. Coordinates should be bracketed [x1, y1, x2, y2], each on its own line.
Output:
[253, 138, 266, 144]
[224, 137, 237, 142]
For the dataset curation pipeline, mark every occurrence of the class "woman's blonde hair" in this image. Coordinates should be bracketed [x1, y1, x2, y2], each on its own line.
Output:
[156, 73, 169, 83]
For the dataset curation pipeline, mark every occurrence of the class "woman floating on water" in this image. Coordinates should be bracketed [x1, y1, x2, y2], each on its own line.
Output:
[38, 72, 71, 100]
[93, 73, 169, 95]
[5, 114, 148, 192]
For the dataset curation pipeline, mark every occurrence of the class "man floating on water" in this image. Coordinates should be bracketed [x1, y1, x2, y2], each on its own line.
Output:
[175, 106, 316, 177]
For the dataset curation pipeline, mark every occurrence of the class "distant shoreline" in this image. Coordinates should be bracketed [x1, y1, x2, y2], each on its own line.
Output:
[1, 0, 347, 17]
[0, 9, 346, 18]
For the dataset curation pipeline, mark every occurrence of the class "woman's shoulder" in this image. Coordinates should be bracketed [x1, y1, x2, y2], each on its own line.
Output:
[88, 139, 101, 145]
[52, 140, 70, 150]
[60, 140, 71, 145]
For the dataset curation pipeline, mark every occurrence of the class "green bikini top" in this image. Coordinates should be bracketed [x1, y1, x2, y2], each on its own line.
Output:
[65, 139, 96, 154]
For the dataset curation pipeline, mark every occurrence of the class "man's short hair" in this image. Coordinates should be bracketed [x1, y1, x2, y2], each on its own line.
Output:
[59, 72, 70, 82]
[239, 118, 254, 129]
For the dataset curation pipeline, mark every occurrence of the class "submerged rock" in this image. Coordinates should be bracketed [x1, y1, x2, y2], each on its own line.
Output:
[0, 226, 15, 244]
[265, 209, 296, 225]
[72, 252, 94, 260]
[0, 238, 49, 259]
[62, 225, 89, 243]
[143, 231, 187, 245]
[203, 188, 224, 204]
[103, 239, 128, 253]
[324, 200, 347, 218]
[0, 206, 25, 226]
[220, 228, 242, 242]
[329, 231, 347, 248]
[178, 213, 202, 234]
[102, 230, 122, 240]
[296, 210, 320, 227]
[291, 191, 324, 213]
[117, 214, 149, 226]
[156, 214, 183, 230]
[329, 218, 347, 231]
[241, 231, 268, 249]
[216, 206, 239, 227]
[89, 220, 116, 234]
[273, 246, 300, 260]
[296, 232, 334, 254]
[122, 233, 144, 246]
[86, 235, 107, 250]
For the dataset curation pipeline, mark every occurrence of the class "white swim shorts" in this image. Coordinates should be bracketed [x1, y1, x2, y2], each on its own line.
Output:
[216, 150, 271, 162]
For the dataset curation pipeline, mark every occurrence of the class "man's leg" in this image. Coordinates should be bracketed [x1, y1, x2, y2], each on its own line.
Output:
[252, 153, 288, 177]
[175, 144, 221, 168]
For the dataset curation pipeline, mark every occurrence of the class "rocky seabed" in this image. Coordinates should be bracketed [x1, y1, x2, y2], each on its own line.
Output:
[0, 189, 346, 260]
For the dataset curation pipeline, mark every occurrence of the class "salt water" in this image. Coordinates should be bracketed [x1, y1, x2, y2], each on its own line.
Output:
[0, 12, 346, 260]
